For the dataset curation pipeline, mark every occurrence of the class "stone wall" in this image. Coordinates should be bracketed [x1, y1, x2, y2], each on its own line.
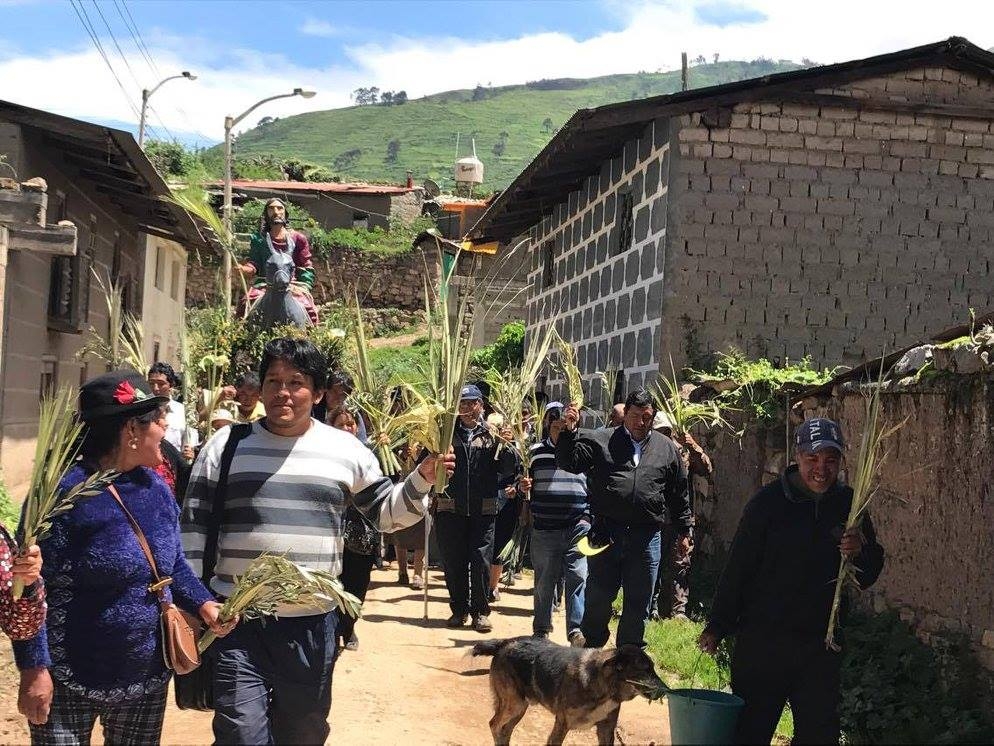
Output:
[185, 245, 440, 312]
[526, 118, 671, 404]
[698, 375, 994, 669]
[663, 65, 994, 369]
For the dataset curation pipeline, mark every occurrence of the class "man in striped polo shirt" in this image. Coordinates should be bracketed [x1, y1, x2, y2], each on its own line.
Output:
[519, 402, 590, 646]
[182, 338, 452, 745]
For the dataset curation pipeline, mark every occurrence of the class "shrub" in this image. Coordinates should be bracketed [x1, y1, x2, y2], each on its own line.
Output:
[0, 478, 19, 533]
[471, 321, 524, 373]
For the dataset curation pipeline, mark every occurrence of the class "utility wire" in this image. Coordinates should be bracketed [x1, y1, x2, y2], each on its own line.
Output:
[69, 0, 164, 141]
[89, 0, 179, 143]
[113, 0, 157, 75]
[119, 0, 160, 77]
[113, 0, 206, 144]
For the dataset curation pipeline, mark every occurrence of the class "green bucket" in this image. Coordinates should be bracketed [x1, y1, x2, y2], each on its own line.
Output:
[667, 688, 744, 745]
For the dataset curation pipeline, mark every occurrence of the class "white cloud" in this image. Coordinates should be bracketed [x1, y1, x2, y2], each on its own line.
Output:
[299, 19, 341, 38]
[1, 0, 993, 142]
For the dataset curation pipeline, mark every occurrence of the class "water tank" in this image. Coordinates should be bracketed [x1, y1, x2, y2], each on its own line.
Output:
[454, 155, 484, 187]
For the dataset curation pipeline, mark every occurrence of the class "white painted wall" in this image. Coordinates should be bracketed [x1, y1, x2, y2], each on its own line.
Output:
[141, 235, 187, 368]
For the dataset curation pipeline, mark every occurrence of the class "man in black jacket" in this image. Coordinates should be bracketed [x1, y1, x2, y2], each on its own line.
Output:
[698, 417, 885, 744]
[436, 384, 518, 633]
[558, 389, 692, 648]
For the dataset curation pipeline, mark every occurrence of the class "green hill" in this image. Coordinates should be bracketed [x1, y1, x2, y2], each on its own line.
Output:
[230, 59, 806, 191]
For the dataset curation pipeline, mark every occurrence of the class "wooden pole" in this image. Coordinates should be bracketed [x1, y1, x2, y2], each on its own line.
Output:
[681, 52, 688, 91]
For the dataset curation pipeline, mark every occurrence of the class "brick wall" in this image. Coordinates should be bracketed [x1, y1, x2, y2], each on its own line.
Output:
[525, 118, 671, 405]
[662, 65, 994, 368]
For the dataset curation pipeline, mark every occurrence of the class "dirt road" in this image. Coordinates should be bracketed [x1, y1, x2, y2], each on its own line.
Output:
[2, 566, 670, 745]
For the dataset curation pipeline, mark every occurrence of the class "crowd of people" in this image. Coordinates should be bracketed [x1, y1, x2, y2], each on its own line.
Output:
[0, 334, 885, 745]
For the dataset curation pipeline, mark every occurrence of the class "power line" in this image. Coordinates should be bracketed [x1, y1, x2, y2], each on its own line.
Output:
[69, 0, 164, 142]
[118, 0, 160, 77]
[88, 0, 179, 143]
[113, 0, 156, 75]
[113, 0, 205, 143]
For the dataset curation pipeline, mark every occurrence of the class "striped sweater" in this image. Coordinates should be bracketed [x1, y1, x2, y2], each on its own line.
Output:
[529, 439, 589, 530]
[181, 419, 430, 616]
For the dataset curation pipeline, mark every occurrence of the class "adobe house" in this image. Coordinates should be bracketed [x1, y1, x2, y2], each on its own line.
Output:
[469, 37, 994, 404]
[213, 179, 424, 231]
[0, 100, 208, 492]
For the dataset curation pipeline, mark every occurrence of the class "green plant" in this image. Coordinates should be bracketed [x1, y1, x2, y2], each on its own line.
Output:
[840, 611, 994, 743]
[471, 321, 524, 372]
[77, 269, 148, 373]
[651, 357, 732, 435]
[0, 477, 19, 532]
[693, 350, 837, 430]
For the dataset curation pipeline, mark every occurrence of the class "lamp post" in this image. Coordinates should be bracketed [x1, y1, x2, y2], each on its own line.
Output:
[138, 71, 197, 148]
[221, 88, 316, 316]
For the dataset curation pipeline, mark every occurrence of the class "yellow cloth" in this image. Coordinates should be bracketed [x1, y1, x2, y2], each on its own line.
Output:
[234, 401, 266, 424]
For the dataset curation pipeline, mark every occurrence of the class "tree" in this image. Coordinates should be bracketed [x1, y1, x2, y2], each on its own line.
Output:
[352, 87, 381, 106]
[257, 116, 274, 127]
[385, 139, 401, 164]
[332, 148, 362, 172]
[472, 85, 487, 101]
[542, 117, 554, 133]
[492, 131, 509, 158]
[694, 54, 706, 65]
[145, 140, 194, 179]
[380, 91, 393, 105]
[393, 90, 407, 104]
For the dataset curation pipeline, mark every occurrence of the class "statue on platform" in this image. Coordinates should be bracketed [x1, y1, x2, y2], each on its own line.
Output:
[238, 198, 317, 328]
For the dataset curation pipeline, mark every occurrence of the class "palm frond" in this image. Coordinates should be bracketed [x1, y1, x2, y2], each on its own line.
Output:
[552, 330, 584, 410]
[199, 553, 361, 653]
[650, 357, 732, 435]
[77, 269, 148, 372]
[824, 364, 906, 651]
[15, 386, 118, 598]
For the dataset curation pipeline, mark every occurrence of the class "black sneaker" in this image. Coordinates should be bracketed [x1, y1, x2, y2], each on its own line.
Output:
[345, 633, 359, 651]
[568, 630, 586, 648]
[532, 630, 550, 640]
[446, 613, 469, 628]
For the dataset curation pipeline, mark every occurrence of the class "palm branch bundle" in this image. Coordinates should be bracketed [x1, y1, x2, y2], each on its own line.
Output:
[650, 357, 731, 435]
[824, 376, 904, 651]
[198, 353, 231, 440]
[199, 553, 361, 653]
[552, 330, 584, 410]
[496, 521, 530, 580]
[593, 367, 620, 423]
[14, 386, 117, 599]
[344, 292, 412, 474]
[484, 321, 559, 476]
[419, 262, 476, 493]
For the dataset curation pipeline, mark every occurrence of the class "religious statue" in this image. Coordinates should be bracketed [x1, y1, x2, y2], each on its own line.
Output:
[238, 197, 318, 327]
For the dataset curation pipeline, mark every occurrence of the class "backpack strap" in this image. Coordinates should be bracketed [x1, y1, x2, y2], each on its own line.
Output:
[201, 423, 253, 586]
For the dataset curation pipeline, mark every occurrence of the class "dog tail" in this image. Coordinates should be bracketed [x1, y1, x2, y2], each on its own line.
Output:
[470, 638, 517, 658]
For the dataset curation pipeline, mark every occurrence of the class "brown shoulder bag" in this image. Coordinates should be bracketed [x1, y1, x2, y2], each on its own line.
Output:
[108, 484, 201, 675]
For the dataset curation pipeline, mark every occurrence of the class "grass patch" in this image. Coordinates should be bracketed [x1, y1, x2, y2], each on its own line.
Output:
[0, 477, 20, 533]
[641, 616, 794, 743]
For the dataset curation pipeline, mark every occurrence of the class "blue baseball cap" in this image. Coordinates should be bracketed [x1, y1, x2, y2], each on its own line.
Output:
[460, 384, 484, 401]
[795, 418, 844, 454]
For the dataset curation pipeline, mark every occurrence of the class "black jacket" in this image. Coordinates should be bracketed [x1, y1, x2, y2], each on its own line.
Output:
[437, 422, 519, 516]
[706, 465, 885, 641]
[555, 426, 692, 530]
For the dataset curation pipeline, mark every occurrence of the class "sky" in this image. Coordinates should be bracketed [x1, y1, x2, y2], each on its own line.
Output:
[1, 0, 993, 146]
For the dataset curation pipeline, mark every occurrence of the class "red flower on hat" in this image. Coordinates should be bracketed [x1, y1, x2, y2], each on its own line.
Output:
[113, 380, 138, 404]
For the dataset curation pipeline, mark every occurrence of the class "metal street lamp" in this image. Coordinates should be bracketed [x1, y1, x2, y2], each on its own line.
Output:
[221, 88, 316, 315]
[138, 71, 197, 148]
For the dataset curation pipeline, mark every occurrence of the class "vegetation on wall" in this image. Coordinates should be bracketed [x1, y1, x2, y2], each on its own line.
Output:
[470, 321, 525, 373]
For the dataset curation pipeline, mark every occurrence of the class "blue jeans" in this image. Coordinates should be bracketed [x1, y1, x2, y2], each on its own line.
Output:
[213, 611, 338, 745]
[531, 526, 587, 638]
[581, 522, 662, 648]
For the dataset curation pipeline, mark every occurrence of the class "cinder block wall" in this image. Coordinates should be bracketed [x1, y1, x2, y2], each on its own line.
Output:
[663, 65, 994, 368]
[525, 118, 671, 404]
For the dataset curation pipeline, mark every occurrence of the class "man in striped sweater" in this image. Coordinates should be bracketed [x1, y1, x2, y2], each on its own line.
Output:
[181, 338, 453, 745]
[519, 402, 590, 646]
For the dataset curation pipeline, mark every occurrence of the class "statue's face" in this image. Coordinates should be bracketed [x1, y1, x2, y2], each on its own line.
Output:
[266, 201, 286, 224]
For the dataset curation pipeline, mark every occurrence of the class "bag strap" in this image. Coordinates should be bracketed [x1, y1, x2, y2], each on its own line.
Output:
[108, 484, 171, 605]
[202, 423, 253, 586]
